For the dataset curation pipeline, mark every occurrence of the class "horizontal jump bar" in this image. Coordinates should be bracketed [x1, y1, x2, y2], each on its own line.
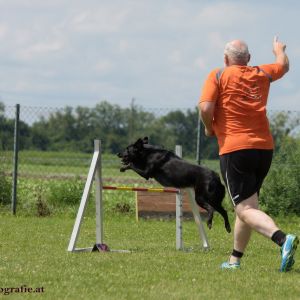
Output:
[103, 185, 179, 193]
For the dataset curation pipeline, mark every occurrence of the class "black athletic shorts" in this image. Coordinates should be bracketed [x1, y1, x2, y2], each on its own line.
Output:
[219, 149, 273, 206]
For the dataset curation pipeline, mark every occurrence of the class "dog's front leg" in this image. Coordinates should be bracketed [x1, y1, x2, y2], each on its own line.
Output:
[129, 164, 151, 180]
[120, 164, 131, 172]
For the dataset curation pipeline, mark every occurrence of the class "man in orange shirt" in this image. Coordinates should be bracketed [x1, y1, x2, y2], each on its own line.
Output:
[199, 37, 298, 271]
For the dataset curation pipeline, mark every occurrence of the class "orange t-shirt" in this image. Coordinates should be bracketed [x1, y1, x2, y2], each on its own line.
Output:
[200, 64, 285, 155]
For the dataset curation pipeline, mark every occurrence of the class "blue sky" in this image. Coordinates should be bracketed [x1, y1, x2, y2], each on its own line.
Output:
[0, 0, 299, 110]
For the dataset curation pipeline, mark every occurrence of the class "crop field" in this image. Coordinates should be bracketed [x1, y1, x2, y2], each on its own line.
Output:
[1, 150, 220, 185]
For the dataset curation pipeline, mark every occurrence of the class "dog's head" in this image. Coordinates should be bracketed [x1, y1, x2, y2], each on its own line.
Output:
[117, 137, 149, 164]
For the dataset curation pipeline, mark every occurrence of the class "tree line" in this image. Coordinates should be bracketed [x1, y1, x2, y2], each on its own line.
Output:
[0, 101, 299, 159]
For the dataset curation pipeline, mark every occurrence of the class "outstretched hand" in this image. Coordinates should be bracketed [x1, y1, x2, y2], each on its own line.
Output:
[272, 35, 289, 73]
[273, 36, 286, 55]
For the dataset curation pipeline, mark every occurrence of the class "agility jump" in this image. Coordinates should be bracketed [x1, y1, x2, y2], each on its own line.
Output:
[67, 140, 209, 253]
[103, 186, 178, 193]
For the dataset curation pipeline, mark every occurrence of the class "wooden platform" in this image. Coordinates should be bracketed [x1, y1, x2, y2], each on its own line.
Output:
[136, 190, 207, 220]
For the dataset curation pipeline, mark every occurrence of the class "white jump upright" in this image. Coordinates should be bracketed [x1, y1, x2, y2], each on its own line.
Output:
[68, 140, 209, 252]
[175, 145, 209, 250]
[68, 140, 103, 252]
[187, 189, 209, 249]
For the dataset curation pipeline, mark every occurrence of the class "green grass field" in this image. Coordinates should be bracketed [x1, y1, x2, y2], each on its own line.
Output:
[1, 150, 299, 299]
[0, 213, 299, 300]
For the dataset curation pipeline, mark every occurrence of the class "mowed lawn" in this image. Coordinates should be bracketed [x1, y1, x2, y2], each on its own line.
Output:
[0, 213, 299, 300]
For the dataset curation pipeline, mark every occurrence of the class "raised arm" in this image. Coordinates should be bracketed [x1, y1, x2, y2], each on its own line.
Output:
[273, 36, 289, 73]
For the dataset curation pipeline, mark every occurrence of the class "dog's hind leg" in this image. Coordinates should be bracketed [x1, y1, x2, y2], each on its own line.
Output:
[213, 205, 231, 233]
[202, 203, 214, 230]
[208, 177, 231, 233]
[194, 192, 214, 230]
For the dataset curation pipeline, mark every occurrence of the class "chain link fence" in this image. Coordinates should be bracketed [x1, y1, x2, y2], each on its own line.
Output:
[2, 104, 300, 176]
[1, 104, 198, 187]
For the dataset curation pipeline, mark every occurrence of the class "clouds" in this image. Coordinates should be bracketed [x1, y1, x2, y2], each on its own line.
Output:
[17, 40, 65, 62]
[195, 2, 257, 29]
[0, 0, 299, 110]
[70, 7, 130, 34]
[0, 23, 8, 38]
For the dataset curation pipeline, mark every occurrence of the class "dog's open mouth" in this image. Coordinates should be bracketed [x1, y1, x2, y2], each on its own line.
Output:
[121, 158, 129, 165]
[117, 153, 129, 165]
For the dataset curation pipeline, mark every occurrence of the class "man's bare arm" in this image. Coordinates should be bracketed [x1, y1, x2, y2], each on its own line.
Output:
[199, 101, 216, 136]
[273, 36, 289, 73]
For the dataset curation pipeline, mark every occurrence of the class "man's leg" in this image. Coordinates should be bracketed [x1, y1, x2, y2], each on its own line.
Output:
[220, 150, 298, 271]
[228, 192, 278, 264]
[234, 193, 279, 238]
[229, 215, 252, 264]
[225, 193, 298, 272]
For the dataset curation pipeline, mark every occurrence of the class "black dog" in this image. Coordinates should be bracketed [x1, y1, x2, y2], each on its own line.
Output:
[117, 137, 231, 233]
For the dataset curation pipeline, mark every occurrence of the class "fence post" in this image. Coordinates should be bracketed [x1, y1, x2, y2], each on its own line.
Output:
[12, 104, 20, 215]
[175, 145, 183, 250]
[196, 114, 204, 165]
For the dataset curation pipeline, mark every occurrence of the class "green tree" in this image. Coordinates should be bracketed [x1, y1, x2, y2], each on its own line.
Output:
[33, 106, 78, 151]
[0, 103, 30, 150]
[89, 101, 129, 153]
[148, 109, 198, 156]
[261, 136, 300, 216]
[269, 111, 300, 152]
[30, 117, 50, 150]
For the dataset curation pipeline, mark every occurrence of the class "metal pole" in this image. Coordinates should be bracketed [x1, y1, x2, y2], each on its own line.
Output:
[196, 114, 204, 165]
[175, 145, 183, 250]
[12, 104, 20, 215]
[129, 98, 135, 141]
[95, 140, 103, 244]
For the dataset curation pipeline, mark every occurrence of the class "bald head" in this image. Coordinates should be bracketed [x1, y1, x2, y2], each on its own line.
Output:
[224, 40, 250, 66]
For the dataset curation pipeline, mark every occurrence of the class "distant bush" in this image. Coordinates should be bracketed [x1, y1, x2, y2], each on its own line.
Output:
[103, 190, 135, 215]
[13, 176, 136, 217]
[261, 137, 300, 216]
[46, 177, 86, 206]
[16, 180, 49, 216]
[35, 184, 51, 217]
[0, 169, 11, 205]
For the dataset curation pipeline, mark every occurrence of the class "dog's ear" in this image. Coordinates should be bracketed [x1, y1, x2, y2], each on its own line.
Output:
[142, 137, 149, 144]
[134, 138, 144, 149]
